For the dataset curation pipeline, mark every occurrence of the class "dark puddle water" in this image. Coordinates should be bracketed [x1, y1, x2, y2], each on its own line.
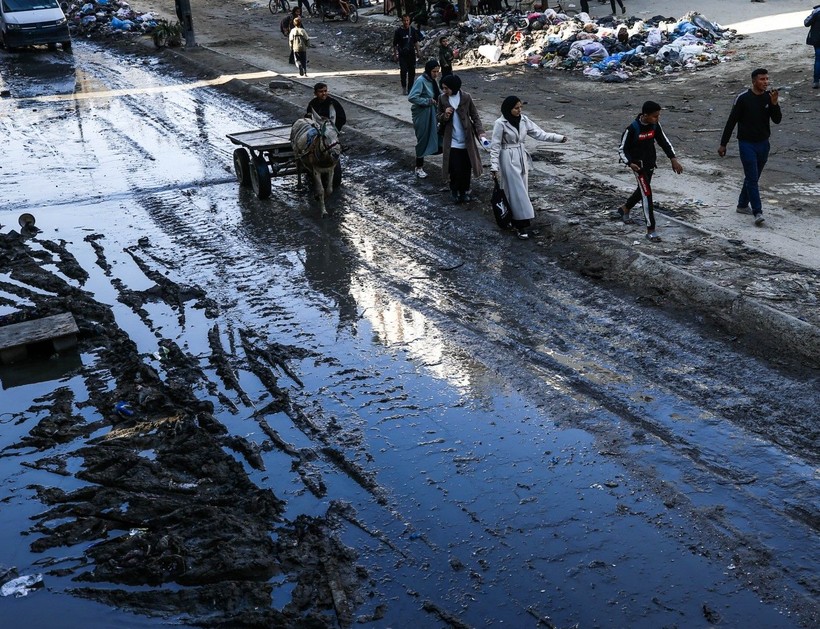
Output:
[1, 40, 814, 627]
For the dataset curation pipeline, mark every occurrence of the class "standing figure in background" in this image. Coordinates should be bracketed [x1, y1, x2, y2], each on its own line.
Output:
[438, 36, 455, 81]
[280, 6, 302, 65]
[288, 16, 310, 77]
[718, 68, 782, 226]
[490, 96, 567, 240]
[806, 4, 820, 89]
[393, 14, 423, 95]
[609, 0, 625, 15]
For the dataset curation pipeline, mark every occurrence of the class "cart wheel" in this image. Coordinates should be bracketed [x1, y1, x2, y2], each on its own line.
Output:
[250, 156, 272, 200]
[333, 161, 342, 189]
[350, 9, 358, 23]
[233, 148, 251, 187]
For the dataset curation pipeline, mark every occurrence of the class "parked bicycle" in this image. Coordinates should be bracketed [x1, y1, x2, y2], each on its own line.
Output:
[269, 0, 290, 14]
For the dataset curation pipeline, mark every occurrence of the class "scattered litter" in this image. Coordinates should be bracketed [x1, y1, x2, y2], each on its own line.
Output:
[114, 401, 134, 417]
[67, 0, 160, 38]
[414, 11, 737, 82]
[1, 574, 44, 598]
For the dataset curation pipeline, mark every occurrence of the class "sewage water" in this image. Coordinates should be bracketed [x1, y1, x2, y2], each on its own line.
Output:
[1, 41, 817, 627]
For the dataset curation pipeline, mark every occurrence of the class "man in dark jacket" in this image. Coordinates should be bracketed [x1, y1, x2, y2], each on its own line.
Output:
[393, 14, 422, 95]
[610, 100, 683, 242]
[305, 83, 347, 131]
[718, 68, 782, 226]
[806, 4, 820, 89]
[305, 83, 345, 187]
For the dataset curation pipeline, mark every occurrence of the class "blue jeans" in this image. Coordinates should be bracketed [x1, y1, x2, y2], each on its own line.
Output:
[814, 46, 820, 83]
[737, 139, 769, 214]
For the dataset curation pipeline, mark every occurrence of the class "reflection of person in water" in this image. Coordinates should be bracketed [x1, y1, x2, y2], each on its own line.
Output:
[300, 231, 359, 332]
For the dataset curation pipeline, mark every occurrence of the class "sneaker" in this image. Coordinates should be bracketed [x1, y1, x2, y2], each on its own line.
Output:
[813, 81, 819, 89]
[402, 88, 408, 96]
[451, 191, 461, 203]
[754, 213, 765, 226]
[415, 167, 428, 179]
[460, 192, 472, 203]
[645, 231, 662, 242]
[736, 206, 753, 215]
[608, 209, 623, 221]
[515, 229, 531, 240]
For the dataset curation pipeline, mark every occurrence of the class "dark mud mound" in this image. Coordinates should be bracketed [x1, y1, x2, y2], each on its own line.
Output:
[0, 230, 364, 627]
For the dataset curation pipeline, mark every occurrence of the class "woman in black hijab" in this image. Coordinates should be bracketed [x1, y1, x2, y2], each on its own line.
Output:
[437, 74, 488, 203]
[490, 96, 568, 239]
[408, 59, 442, 179]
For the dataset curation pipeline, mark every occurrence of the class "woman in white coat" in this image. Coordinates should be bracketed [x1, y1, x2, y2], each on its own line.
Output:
[490, 95, 567, 239]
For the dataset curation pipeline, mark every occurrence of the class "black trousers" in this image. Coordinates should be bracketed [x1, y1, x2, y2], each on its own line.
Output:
[448, 148, 471, 194]
[294, 50, 307, 75]
[399, 54, 416, 90]
[625, 167, 656, 231]
[579, 0, 589, 12]
[609, 0, 624, 12]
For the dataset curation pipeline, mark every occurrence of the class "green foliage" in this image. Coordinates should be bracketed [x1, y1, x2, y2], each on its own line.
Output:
[152, 20, 183, 48]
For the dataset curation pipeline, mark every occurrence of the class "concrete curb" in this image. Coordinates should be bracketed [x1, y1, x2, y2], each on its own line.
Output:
[161, 41, 820, 368]
[550, 220, 820, 366]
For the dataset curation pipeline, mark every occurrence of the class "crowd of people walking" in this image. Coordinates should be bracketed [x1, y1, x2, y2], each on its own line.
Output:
[281, 9, 815, 243]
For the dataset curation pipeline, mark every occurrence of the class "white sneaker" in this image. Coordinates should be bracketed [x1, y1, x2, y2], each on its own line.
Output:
[415, 167, 428, 179]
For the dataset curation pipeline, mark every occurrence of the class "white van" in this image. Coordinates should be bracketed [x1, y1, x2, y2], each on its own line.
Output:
[0, 0, 71, 50]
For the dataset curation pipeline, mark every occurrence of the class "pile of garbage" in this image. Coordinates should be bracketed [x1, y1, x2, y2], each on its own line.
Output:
[64, 0, 160, 38]
[417, 11, 738, 81]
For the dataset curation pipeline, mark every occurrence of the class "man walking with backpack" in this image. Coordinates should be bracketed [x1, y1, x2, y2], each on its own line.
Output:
[393, 14, 422, 95]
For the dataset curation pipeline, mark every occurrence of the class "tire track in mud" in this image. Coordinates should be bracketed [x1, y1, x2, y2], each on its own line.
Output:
[318, 158, 820, 615]
[130, 187, 405, 510]
[112, 143, 820, 623]
[4, 45, 818, 624]
[1, 230, 368, 627]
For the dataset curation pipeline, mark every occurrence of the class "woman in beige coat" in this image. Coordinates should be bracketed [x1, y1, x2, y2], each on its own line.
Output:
[436, 74, 488, 203]
[490, 95, 567, 239]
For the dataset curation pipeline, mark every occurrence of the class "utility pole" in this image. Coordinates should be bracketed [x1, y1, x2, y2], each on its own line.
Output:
[175, 0, 196, 47]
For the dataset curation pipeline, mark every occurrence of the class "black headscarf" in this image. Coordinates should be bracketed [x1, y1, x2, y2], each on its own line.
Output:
[440, 74, 461, 94]
[423, 59, 441, 100]
[501, 95, 521, 130]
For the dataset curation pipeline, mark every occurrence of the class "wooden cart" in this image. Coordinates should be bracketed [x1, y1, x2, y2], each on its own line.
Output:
[226, 126, 298, 200]
[227, 125, 343, 201]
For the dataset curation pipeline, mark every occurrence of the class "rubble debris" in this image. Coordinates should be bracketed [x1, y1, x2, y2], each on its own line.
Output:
[414, 11, 738, 81]
[65, 0, 160, 39]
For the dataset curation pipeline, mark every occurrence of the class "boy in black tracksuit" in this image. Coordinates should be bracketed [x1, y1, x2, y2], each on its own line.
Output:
[611, 100, 684, 242]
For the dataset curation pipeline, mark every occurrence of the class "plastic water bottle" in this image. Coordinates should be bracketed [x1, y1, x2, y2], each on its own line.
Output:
[480, 137, 492, 151]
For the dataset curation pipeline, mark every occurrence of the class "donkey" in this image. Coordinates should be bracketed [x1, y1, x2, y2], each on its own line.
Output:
[290, 112, 342, 216]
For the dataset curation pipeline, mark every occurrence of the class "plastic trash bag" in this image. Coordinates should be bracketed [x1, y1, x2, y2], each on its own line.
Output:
[478, 44, 502, 63]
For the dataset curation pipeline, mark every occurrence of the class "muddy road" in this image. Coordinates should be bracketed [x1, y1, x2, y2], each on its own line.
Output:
[1, 41, 818, 628]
